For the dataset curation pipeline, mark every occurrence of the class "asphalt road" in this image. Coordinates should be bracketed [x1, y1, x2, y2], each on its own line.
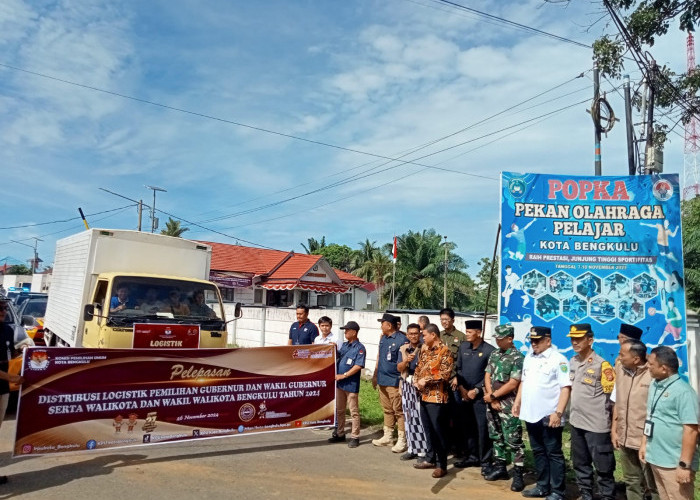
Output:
[0, 415, 535, 500]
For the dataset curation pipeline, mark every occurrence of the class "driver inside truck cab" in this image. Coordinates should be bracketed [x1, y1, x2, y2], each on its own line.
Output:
[109, 286, 133, 314]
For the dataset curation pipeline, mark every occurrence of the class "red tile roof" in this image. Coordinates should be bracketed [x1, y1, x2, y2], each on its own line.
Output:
[197, 241, 366, 286]
[200, 241, 289, 276]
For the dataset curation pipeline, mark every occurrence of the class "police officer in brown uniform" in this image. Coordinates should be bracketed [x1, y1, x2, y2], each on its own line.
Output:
[568, 323, 616, 500]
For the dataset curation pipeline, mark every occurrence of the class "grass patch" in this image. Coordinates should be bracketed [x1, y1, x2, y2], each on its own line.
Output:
[358, 379, 384, 427]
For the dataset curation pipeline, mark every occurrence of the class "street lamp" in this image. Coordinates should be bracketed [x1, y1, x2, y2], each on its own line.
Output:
[145, 185, 167, 233]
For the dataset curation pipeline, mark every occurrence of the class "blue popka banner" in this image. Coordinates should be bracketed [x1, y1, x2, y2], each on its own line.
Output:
[500, 172, 688, 375]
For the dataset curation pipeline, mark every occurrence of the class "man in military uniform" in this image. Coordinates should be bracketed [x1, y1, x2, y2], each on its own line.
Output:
[483, 323, 526, 492]
[568, 323, 616, 500]
[454, 319, 494, 472]
[439, 307, 466, 454]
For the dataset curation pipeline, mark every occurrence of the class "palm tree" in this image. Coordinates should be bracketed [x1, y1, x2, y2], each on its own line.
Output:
[388, 229, 475, 310]
[301, 236, 326, 254]
[160, 218, 189, 237]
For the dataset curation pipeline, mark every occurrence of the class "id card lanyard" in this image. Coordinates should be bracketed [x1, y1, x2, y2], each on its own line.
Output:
[644, 377, 679, 438]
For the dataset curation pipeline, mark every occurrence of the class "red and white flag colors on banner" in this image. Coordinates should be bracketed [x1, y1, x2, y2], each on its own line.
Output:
[392, 236, 397, 262]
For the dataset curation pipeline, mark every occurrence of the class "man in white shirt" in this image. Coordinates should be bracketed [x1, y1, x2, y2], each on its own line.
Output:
[314, 316, 343, 350]
[513, 326, 571, 500]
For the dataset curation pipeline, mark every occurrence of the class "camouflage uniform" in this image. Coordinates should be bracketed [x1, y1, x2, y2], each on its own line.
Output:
[485, 346, 525, 466]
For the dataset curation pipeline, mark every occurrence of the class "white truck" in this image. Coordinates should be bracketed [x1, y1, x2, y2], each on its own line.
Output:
[44, 229, 235, 349]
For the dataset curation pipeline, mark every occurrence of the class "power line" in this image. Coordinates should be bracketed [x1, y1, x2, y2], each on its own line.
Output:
[0, 205, 135, 230]
[218, 101, 579, 232]
[0, 62, 507, 179]
[193, 72, 588, 221]
[431, 0, 591, 48]
[202, 96, 592, 225]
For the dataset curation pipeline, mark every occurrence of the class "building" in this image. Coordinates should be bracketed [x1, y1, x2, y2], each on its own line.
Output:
[201, 241, 374, 309]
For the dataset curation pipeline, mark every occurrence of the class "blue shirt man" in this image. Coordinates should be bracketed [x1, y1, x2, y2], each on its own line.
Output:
[328, 321, 365, 448]
[288, 304, 319, 345]
[337, 330, 366, 393]
[371, 313, 408, 449]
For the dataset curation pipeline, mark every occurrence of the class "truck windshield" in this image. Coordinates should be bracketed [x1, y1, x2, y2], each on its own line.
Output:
[109, 277, 223, 321]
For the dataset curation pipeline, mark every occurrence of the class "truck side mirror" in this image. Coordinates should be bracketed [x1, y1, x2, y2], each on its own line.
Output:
[234, 302, 242, 319]
[84, 304, 95, 321]
[21, 315, 34, 327]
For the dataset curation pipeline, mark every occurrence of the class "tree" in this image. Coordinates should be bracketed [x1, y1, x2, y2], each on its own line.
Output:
[301, 236, 326, 254]
[353, 248, 393, 309]
[6, 265, 32, 275]
[387, 229, 475, 310]
[472, 257, 500, 313]
[160, 218, 189, 237]
[682, 197, 700, 309]
[314, 243, 358, 272]
[590, 0, 700, 145]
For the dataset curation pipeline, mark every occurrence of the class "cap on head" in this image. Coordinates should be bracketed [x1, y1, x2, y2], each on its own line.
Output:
[494, 323, 515, 339]
[464, 319, 482, 330]
[567, 323, 593, 338]
[377, 313, 398, 326]
[339, 321, 360, 332]
[619, 323, 642, 340]
[529, 326, 552, 339]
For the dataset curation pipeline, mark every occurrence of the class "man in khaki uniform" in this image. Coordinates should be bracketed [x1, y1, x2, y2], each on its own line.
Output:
[568, 323, 616, 500]
[611, 336, 659, 500]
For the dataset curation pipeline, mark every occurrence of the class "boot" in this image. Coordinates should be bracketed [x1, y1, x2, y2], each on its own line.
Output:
[391, 431, 407, 453]
[484, 462, 509, 481]
[510, 466, 525, 492]
[372, 426, 394, 447]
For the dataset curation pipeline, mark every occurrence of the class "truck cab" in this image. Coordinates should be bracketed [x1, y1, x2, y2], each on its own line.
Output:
[78, 273, 228, 348]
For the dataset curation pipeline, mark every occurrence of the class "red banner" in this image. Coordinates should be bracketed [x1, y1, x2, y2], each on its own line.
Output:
[132, 323, 201, 348]
[14, 345, 336, 456]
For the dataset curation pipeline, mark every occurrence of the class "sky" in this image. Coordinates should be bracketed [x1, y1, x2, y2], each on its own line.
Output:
[0, 0, 690, 277]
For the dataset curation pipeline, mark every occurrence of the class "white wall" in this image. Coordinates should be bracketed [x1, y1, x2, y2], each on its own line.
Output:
[222, 305, 497, 376]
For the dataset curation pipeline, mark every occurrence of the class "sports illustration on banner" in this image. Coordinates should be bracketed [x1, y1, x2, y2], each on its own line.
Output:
[500, 172, 688, 375]
[14, 345, 336, 456]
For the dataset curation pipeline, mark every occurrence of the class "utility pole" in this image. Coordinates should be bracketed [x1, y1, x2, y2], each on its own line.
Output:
[443, 235, 448, 308]
[11, 238, 43, 272]
[624, 75, 636, 175]
[145, 185, 167, 233]
[645, 61, 656, 175]
[137, 200, 143, 231]
[594, 62, 602, 175]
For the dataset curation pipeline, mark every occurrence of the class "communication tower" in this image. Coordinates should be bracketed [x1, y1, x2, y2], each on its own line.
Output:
[683, 32, 700, 199]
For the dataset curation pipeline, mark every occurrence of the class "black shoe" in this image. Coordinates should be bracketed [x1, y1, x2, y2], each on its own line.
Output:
[545, 494, 565, 500]
[328, 433, 346, 443]
[481, 464, 494, 477]
[0, 476, 7, 485]
[347, 438, 360, 448]
[454, 459, 480, 468]
[511, 466, 525, 492]
[522, 486, 551, 498]
[484, 464, 509, 481]
[400, 452, 417, 461]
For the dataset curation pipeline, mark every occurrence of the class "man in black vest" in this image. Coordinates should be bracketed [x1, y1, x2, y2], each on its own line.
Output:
[0, 300, 24, 484]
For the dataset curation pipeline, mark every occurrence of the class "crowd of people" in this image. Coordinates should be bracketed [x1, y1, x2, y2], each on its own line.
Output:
[287, 305, 699, 500]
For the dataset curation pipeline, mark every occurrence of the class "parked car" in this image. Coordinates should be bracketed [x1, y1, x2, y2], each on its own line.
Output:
[14, 292, 48, 308]
[2, 301, 34, 393]
[18, 296, 48, 346]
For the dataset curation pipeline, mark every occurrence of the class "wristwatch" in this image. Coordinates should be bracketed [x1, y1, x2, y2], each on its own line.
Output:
[678, 460, 690, 470]
[555, 411, 563, 418]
